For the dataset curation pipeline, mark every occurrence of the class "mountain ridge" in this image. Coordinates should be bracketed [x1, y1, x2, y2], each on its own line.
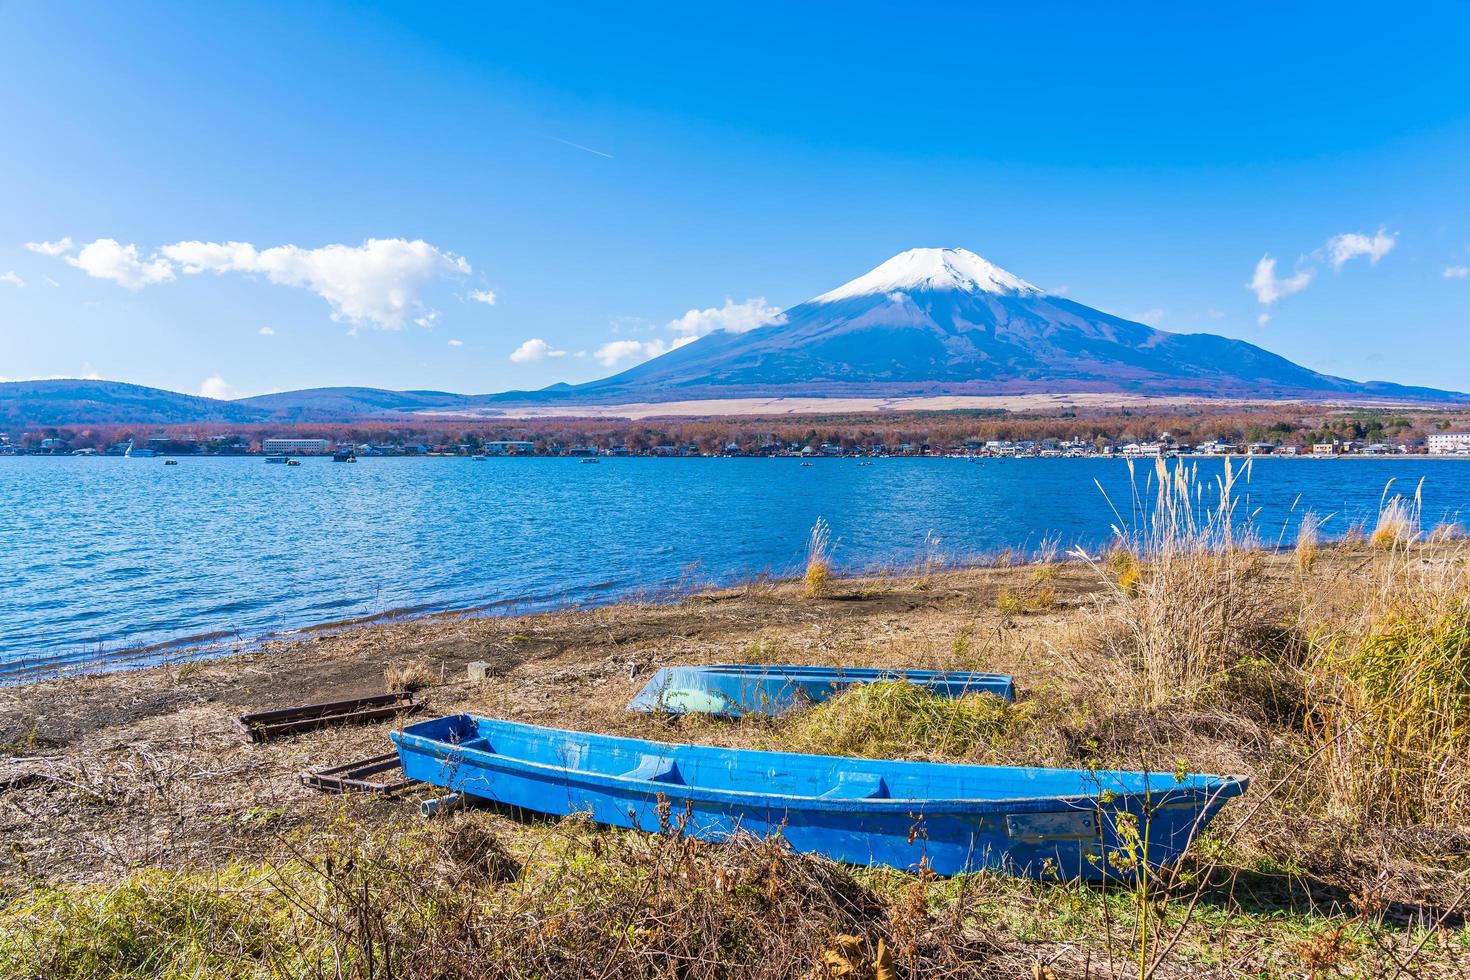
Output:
[557, 248, 1461, 404]
[3, 247, 1464, 426]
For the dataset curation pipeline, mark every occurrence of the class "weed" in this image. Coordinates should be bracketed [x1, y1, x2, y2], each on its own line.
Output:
[384, 656, 436, 692]
[805, 517, 837, 598]
[1295, 510, 1321, 573]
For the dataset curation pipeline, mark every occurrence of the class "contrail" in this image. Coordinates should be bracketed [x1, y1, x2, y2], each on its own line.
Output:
[551, 136, 614, 159]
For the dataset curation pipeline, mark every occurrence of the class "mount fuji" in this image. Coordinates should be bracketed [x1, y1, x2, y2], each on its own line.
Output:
[521, 247, 1458, 404]
[6, 248, 1461, 427]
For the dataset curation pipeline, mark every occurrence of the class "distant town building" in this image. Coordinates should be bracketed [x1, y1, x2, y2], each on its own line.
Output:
[261, 438, 332, 454]
[1427, 432, 1470, 455]
[483, 440, 535, 455]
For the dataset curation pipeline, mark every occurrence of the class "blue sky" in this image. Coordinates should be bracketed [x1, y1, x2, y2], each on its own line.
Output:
[2, 1, 1469, 397]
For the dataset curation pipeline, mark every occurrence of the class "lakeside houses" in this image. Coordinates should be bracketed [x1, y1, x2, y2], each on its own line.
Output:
[0, 426, 1456, 460]
[261, 437, 333, 455]
[1428, 431, 1470, 455]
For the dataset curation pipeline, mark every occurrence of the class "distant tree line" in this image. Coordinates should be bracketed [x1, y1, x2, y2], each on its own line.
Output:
[8, 405, 1468, 454]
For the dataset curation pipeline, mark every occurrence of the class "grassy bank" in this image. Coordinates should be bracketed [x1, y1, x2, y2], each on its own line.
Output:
[1, 462, 1467, 977]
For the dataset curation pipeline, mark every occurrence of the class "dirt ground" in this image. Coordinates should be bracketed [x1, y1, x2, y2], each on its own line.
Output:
[0, 563, 1106, 884]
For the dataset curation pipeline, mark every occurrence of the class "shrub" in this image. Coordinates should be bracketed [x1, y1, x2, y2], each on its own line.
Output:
[1306, 552, 1470, 824]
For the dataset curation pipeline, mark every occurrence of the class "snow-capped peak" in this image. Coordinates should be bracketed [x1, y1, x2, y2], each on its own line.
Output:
[811, 247, 1042, 303]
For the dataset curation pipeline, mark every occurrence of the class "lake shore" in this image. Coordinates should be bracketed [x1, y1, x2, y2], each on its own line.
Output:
[2, 548, 1466, 977]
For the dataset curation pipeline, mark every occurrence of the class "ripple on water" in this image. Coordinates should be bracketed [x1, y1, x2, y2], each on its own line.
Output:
[3, 455, 1470, 677]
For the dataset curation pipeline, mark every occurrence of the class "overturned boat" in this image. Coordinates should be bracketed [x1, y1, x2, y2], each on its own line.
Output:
[628, 664, 1015, 717]
[392, 714, 1246, 880]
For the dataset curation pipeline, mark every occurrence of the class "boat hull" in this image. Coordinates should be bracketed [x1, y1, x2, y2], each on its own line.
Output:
[392, 714, 1245, 880]
[629, 664, 1015, 716]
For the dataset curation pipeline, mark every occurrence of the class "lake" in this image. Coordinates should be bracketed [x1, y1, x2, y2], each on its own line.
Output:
[3, 455, 1468, 679]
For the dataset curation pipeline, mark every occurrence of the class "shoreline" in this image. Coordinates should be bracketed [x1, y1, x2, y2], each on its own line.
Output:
[1, 546, 1465, 975]
[7, 511, 1464, 685]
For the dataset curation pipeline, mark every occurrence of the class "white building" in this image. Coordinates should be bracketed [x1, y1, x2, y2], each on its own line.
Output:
[262, 438, 332, 455]
[1427, 432, 1470, 455]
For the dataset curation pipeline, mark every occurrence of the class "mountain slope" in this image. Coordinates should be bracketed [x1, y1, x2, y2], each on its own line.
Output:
[558, 248, 1461, 403]
[0, 380, 270, 427]
[234, 387, 475, 420]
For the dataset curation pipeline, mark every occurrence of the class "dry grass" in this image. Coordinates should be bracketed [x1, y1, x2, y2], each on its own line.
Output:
[1082, 458, 1284, 705]
[1303, 538, 1470, 824]
[6, 463, 1470, 977]
[1295, 510, 1321, 573]
[776, 682, 1021, 760]
[383, 657, 437, 692]
[1371, 481, 1423, 550]
[0, 807, 1030, 980]
[804, 516, 836, 598]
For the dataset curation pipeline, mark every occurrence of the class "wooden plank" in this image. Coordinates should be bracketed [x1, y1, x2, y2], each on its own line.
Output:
[235, 692, 420, 743]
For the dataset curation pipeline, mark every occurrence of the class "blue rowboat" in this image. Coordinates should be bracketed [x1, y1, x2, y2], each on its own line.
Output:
[627, 664, 1015, 717]
[391, 714, 1247, 880]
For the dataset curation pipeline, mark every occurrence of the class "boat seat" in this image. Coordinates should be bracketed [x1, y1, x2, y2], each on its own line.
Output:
[455, 737, 493, 753]
[621, 754, 685, 784]
[819, 772, 891, 800]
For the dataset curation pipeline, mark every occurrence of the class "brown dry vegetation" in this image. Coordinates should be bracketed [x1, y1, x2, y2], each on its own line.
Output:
[21, 401, 1470, 457]
[0, 484, 1468, 976]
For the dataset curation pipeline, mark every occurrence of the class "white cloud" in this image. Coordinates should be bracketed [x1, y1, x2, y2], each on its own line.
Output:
[415, 311, 440, 328]
[1325, 228, 1396, 269]
[1248, 227, 1399, 314]
[66, 238, 175, 289]
[1444, 266, 1470, 279]
[24, 237, 73, 256]
[509, 338, 567, 363]
[2, 364, 102, 383]
[159, 240, 259, 273]
[1131, 307, 1166, 326]
[593, 336, 696, 368]
[594, 339, 649, 367]
[468, 288, 497, 305]
[1257, 313, 1271, 327]
[250, 239, 469, 329]
[0, 271, 22, 287]
[258, 326, 275, 336]
[668, 296, 786, 337]
[1248, 255, 1314, 305]
[198, 375, 238, 400]
[447, 338, 463, 347]
[41, 237, 470, 329]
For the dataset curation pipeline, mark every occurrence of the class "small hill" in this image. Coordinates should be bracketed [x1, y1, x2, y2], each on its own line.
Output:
[234, 387, 475, 421]
[0, 380, 269, 427]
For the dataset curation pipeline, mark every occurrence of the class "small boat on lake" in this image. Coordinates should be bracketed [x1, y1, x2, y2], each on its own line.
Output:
[286, 458, 302, 466]
[392, 714, 1247, 880]
[333, 450, 356, 462]
[629, 664, 1015, 717]
[163, 459, 178, 465]
[265, 455, 290, 464]
[580, 458, 601, 464]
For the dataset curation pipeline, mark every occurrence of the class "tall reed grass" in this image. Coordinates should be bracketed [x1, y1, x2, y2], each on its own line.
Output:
[1081, 458, 1277, 704]
[1087, 457, 1469, 827]
[804, 517, 836, 598]
[1304, 518, 1470, 824]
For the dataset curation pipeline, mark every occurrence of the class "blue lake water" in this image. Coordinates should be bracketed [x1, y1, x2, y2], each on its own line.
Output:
[3, 455, 1469, 678]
